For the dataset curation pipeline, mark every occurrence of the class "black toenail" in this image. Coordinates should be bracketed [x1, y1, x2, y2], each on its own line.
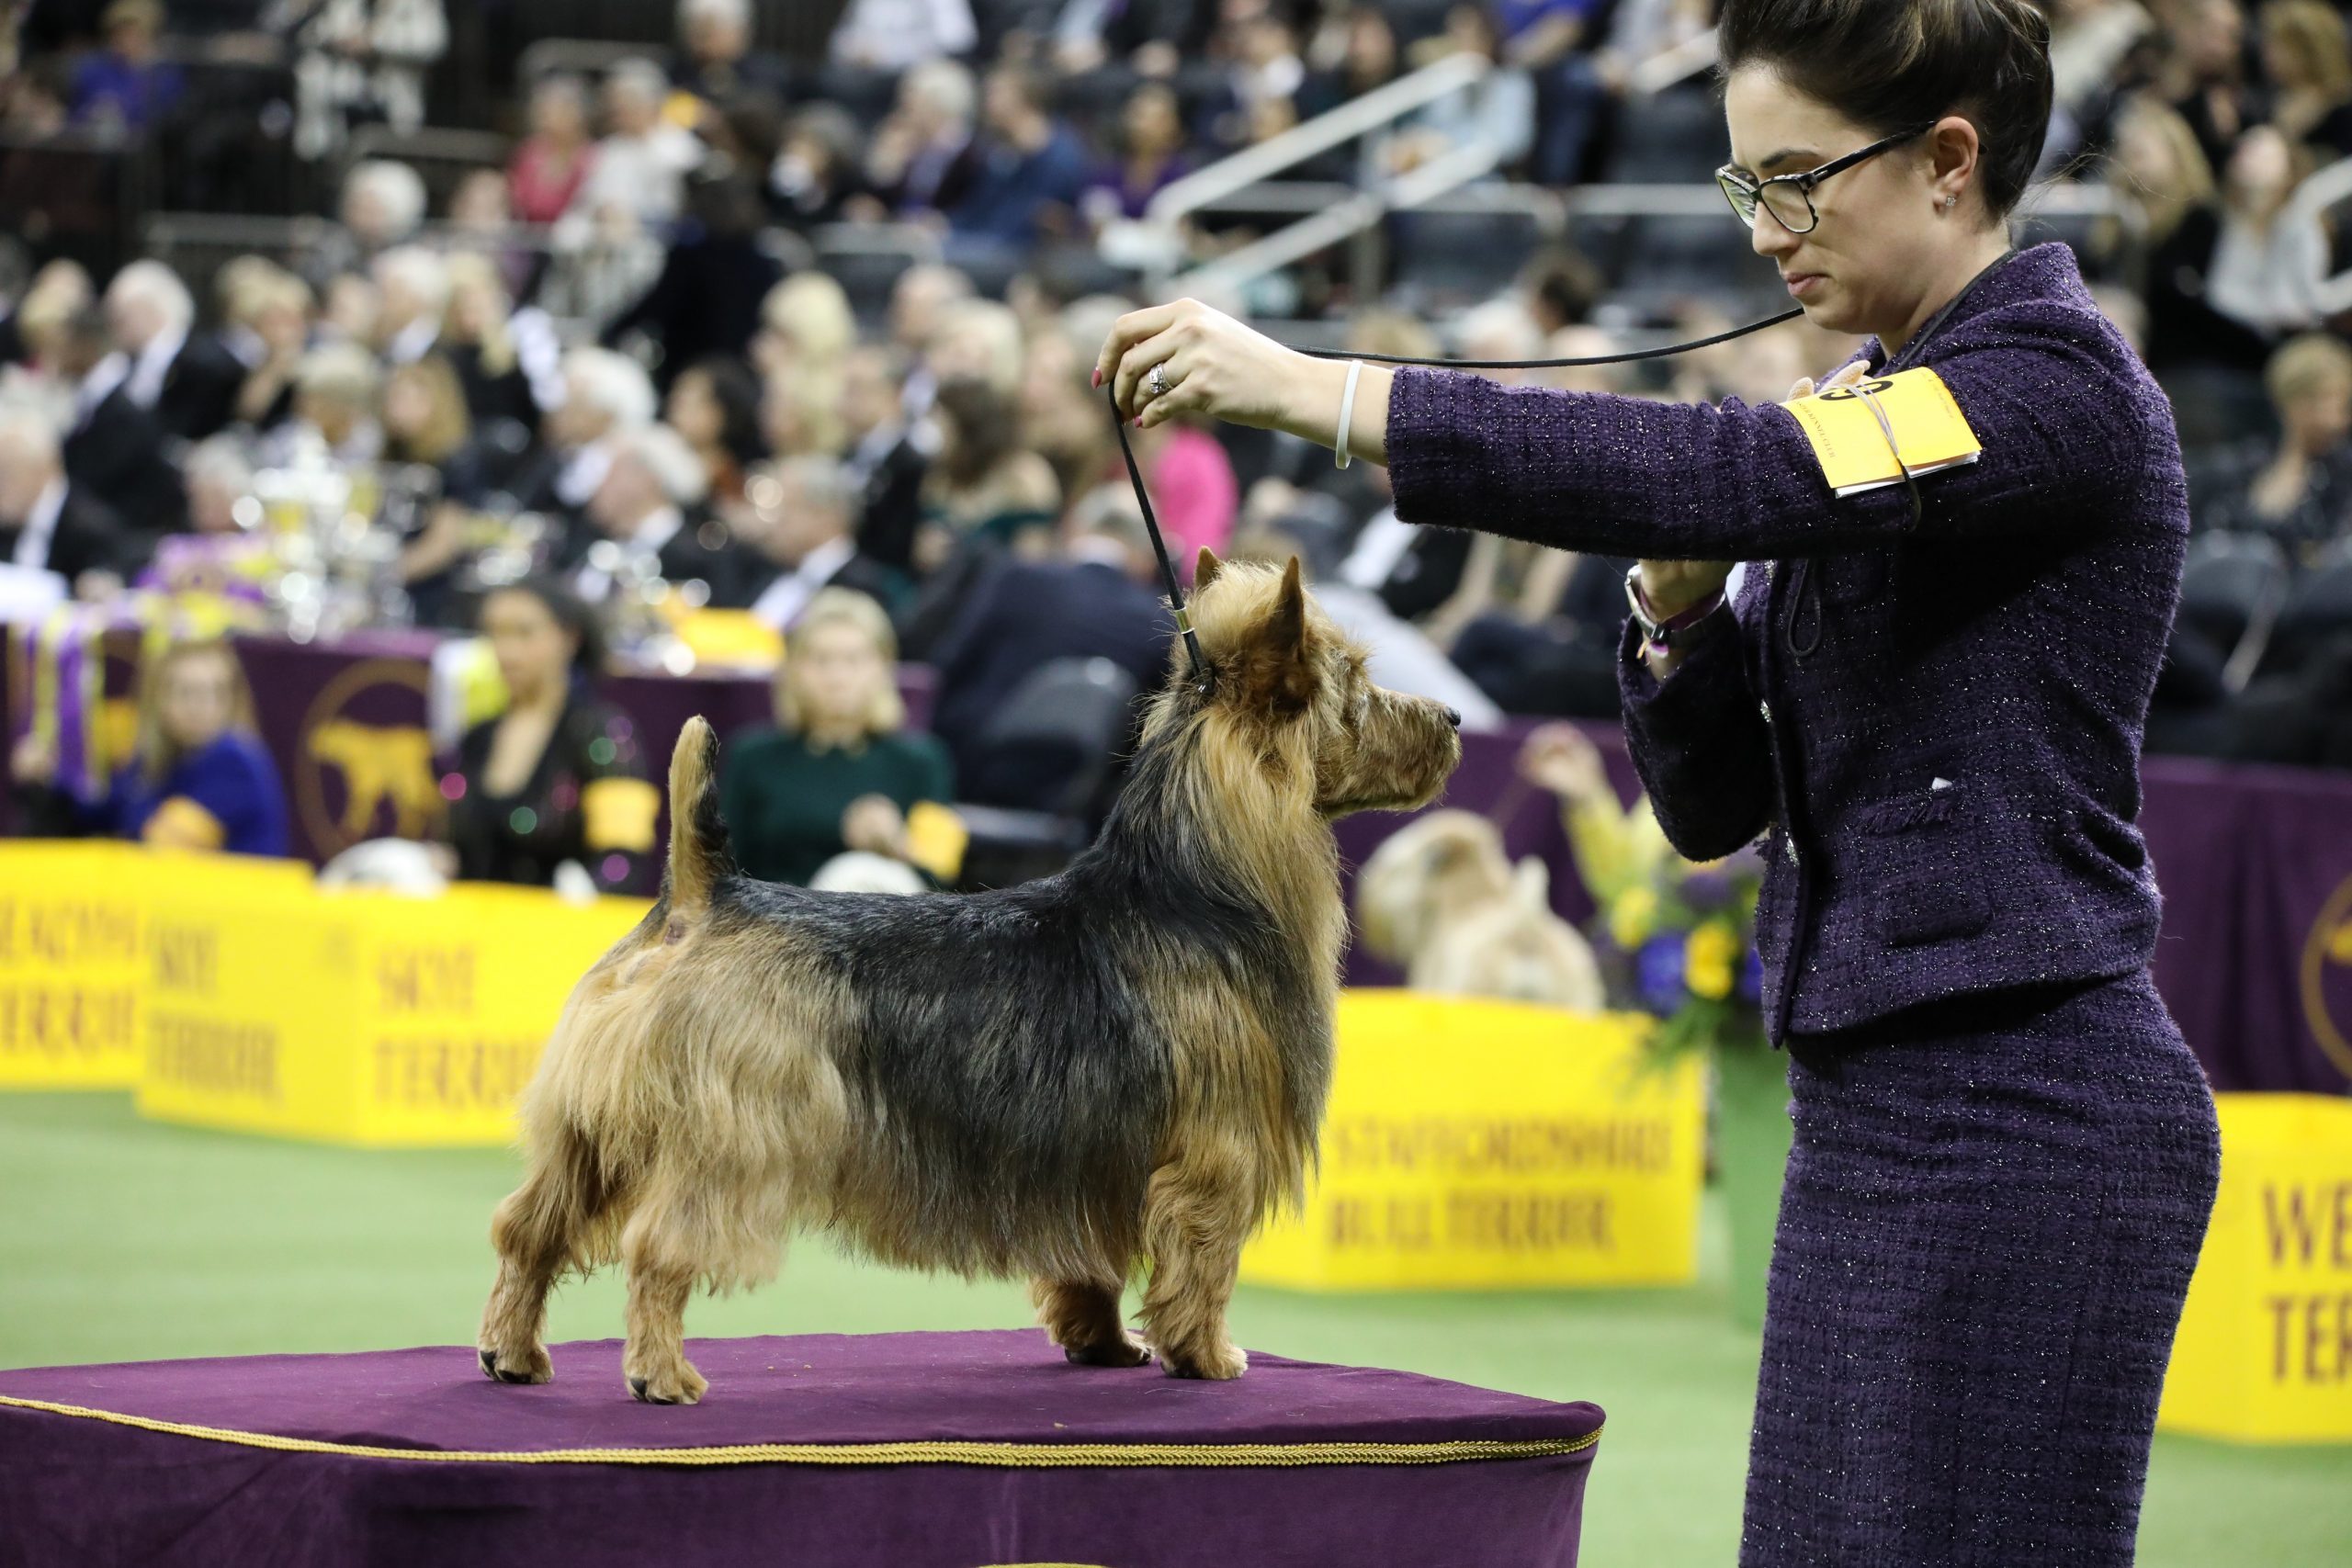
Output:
[1443, 706, 1462, 729]
[628, 1376, 649, 1400]
[480, 1349, 497, 1378]
[495, 1368, 533, 1384]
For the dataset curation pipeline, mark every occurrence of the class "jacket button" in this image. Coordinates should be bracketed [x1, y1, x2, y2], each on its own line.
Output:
[1786, 836, 1801, 866]
[1758, 699, 1772, 724]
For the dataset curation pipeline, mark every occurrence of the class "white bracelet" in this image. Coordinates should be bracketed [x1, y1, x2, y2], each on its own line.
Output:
[1334, 359, 1364, 469]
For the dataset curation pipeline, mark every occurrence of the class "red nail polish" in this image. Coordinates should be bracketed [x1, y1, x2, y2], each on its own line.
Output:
[1091, 367, 1102, 388]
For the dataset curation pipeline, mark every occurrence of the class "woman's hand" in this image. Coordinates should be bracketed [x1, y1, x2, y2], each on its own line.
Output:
[1634, 558, 1735, 618]
[9, 729, 56, 787]
[1519, 723, 1610, 805]
[1097, 299, 1312, 431]
[841, 795, 908, 857]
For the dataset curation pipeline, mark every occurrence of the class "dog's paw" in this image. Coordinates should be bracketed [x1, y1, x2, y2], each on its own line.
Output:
[478, 1344, 553, 1385]
[626, 1360, 708, 1405]
[1158, 1342, 1248, 1381]
[1063, 1330, 1154, 1369]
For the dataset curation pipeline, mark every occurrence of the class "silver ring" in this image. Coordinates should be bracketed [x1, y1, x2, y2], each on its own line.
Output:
[1148, 364, 1169, 399]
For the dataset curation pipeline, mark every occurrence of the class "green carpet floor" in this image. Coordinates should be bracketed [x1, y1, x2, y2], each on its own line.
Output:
[3, 1092, 2345, 1565]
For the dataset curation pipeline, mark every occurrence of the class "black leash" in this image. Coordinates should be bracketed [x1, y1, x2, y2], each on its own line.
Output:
[1108, 305, 1808, 694]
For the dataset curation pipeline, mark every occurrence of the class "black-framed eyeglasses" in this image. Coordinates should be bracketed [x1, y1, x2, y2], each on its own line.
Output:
[1716, 126, 1934, 235]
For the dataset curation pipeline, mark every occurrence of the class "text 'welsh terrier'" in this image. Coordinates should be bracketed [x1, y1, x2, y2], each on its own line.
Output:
[478, 553, 1463, 1403]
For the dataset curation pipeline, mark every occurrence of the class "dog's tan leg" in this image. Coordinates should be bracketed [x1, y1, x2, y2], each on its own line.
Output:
[619, 1200, 708, 1405]
[1136, 1153, 1255, 1381]
[478, 1134, 605, 1385]
[1033, 1278, 1150, 1368]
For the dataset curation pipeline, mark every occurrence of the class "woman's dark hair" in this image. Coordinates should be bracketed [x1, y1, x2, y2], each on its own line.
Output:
[1718, 0, 2054, 219]
[933, 375, 1023, 490]
[486, 576, 607, 679]
[683, 355, 767, 470]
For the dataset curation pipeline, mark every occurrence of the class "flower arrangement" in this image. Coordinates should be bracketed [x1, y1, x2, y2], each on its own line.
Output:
[1520, 725, 1768, 1061]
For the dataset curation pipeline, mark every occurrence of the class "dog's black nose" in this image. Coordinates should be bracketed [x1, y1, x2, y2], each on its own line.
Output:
[1442, 706, 1462, 730]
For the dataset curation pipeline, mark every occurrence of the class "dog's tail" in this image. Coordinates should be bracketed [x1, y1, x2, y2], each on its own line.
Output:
[662, 716, 732, 918]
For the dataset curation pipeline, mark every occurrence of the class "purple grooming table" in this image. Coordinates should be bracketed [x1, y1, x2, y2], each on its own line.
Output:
[0, 1329, 1603, 1568]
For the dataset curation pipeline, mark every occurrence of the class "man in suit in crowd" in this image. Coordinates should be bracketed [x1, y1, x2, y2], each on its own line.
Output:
[838, 343, 931, 575]
[510, 347, 660, 534]
[54, 304, 187, 537]
[926, 486, 1173, 805]
[563, 423, 755, 607]
[104, 260, 243, 443]
[0, 410, 137, 591]
[742, 453, 910, 630]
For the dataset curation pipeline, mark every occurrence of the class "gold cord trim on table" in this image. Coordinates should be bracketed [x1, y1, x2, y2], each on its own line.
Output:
[0, 1393, 1600, 1469]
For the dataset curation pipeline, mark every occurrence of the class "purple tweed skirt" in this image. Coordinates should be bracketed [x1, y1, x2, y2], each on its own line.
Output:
[1743, 968, 2221, 1567]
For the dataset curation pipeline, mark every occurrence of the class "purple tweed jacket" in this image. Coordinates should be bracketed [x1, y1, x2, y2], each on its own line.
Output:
[1386, 244, 2188, 1043]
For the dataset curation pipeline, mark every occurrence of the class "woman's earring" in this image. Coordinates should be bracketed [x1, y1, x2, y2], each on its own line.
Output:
[1944, 195, 1959, 209]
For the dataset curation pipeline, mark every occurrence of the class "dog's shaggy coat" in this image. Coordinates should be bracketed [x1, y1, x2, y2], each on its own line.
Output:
[478, 554, 1462, 1402]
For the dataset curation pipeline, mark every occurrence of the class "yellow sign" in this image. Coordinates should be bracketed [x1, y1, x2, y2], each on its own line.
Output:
[1242, 994, 1703, 1291]
[2158, 1093, 2352, 1443]
[135, 873, 649, 1146]
[1781, 367, 1983, 498]
[0, 845, 307, 1089]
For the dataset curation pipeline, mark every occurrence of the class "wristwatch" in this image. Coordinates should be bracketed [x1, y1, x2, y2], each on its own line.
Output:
[1624, 565, 1724, 656]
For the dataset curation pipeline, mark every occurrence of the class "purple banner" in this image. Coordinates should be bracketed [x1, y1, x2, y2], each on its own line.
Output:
[7, 629, 2350, 1095]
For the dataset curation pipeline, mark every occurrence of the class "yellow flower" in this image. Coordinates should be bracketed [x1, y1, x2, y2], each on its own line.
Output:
[1685, 919, 1741, 1000]
[1609, 885, 1660, 949]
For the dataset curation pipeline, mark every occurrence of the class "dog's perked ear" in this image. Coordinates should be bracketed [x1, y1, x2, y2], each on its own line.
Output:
[1194, 546, 1223, 590]
[1243, 556, 1316, 715]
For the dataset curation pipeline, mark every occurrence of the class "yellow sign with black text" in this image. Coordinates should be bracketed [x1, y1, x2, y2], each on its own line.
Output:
[2158, 1093, 2352, 1443]
[1241, 994, 1703, 1291]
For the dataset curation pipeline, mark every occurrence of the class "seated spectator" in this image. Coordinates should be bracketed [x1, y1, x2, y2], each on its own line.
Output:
[947, 63, 1090, 254]
[563, 423, 752, 607]
[2209, 124, 2326, 343]
[673, 0, 793, 107]
[280, 0, 448, 161]
[926, 296, 1026, 395]
[54, 303, 187, 538]
[665, 355, 766, 504]
[440, 252, 554, 431]
[888, 261, 974, 416]
[1019, 324, 1114, 517]
[370, 245, 447, 367]
[568, 60, 702, 233]
[322, 159, 428, 281]
[762, 364, 849, 459]
[743, 454, 910, 628]
[443, 578, 653, 893]
[10, 637, 289, 856]
[103, 260, 244, 443]
[218, 259, 312, 431]
[513, 345, 658, 525]
[69, 0, 185, 132]
[264, 341, 383, 468]
[862, 59, 982, 220]
[921, 374, 1061, 563]
[839, 344, 929, 576]
[1133, 412, 1238, 563]
[926, 485, 1173, 798]
[2110, 95, 2269, 373]
[2263, 0, 2352, 160]
[2195, 333, 2352, 558]
[829, 0, 978, 73]
[2159, 0, 2255, 170]
[382, 354, 493, 501]
[752, 271, 857, 383]
[2046, 0, 2154, 135]
[1080, 82, 1193, 228]
[507, 74, 598, 225]
[1391, 5, 1535, 176]
[1498, 0, 1608, 185]
[180, 437, 257, 538]
[1048, 0, 1204, 76]
[0, 409, 134, 592]
[770, 105, 869, 230]
[605, 161, 782, 390]
[719, 587, 955, 886]
[1298, 6, 1402, 119]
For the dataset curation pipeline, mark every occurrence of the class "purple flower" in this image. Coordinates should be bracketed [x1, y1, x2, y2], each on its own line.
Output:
[1737, 948, 1764, 1002]
[1636, 933, 1689, 1014]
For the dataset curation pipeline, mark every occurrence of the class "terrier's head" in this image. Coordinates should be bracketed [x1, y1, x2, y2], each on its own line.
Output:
[1174, 549, 1461, 818]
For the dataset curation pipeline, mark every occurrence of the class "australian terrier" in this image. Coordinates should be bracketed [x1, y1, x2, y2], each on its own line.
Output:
[478, 553, 1462, 1403]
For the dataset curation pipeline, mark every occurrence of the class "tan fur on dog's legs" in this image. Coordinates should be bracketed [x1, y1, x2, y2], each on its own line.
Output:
[1034, 1278, 1151, 1367]
[620, 1199, 708, 1405]
[1137, 1154, 1256, 1381]
[478, 1132, 606, 1384]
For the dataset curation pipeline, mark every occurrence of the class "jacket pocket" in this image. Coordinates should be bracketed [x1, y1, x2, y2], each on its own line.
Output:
[1855, 779, 1993, 949]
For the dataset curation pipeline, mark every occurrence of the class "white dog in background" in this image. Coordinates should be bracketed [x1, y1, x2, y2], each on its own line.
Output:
[1355, 810, 1605, 1010]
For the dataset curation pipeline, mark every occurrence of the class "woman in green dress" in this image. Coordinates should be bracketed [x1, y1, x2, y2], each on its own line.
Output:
[719, 587, 956, 886]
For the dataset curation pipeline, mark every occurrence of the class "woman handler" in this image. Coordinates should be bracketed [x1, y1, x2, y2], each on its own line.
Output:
[1097, 1, 2220, 1562]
